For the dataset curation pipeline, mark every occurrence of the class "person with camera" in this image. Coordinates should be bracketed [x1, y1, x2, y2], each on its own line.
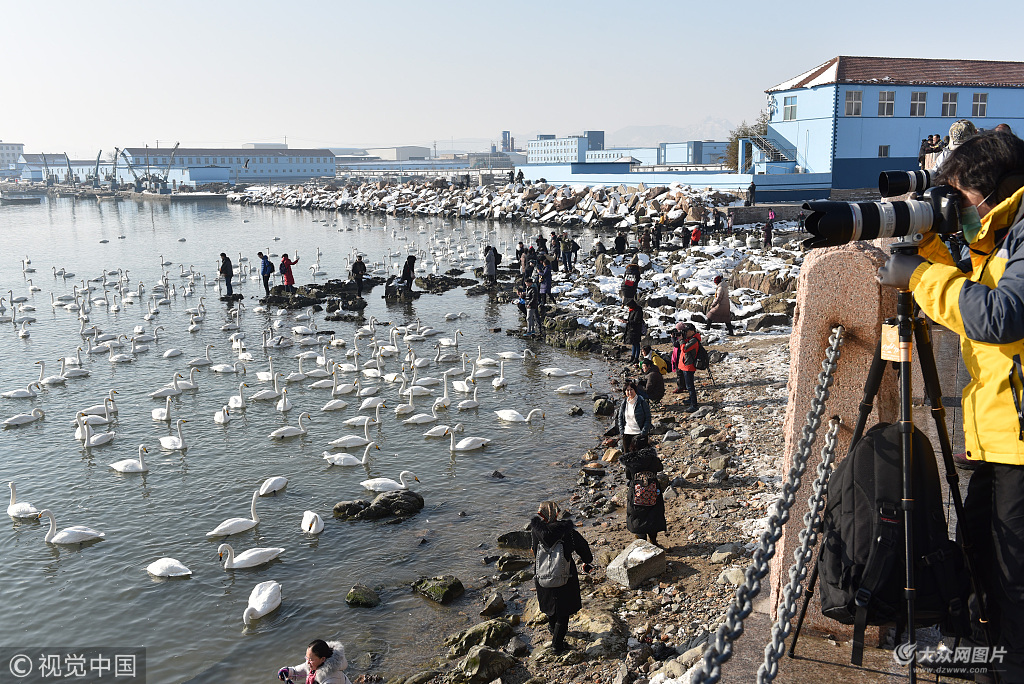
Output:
[877, 130, 1024, 680]
[617, 378, 651, 454]
[530, 501, 593, 655]
[277, 639, 352, 684]
[671, 322, 701, 412]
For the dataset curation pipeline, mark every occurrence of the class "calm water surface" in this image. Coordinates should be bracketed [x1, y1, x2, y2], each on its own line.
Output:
[0, 197, 611, 683]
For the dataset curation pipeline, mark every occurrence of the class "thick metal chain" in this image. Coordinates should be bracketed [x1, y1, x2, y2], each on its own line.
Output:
[757, 416, 841, 682]
[689, 326, 845, 684]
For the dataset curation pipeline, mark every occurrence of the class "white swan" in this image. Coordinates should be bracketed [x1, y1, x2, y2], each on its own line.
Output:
[402, 403, 439, 425]
[150, 374, 183, 398]
[423, 423, 462, 438]
[284, 357, 308, 383]
[107, 342, 134, 364]
[160, 419, 188, 450]
[188, 344, 215, 367]
[78, 416, 117, 447]
[309, 365, 337, 389]
[38, 509, 104, 544]
[218, 543, 284, 569]
[448, 428, 491, 452]
[433, 372, 453, 409]
[269, 412, 312, 439]
[302, 510, 325, 534]
[360, 470, 419, 492]
[323, 441, 378, 466]
[228, 383, 248, 409]
[36, 361, 66, 386]
[275, 388, 292, 412]
[152, 396, 173, 422]
[110, 445, 149, 473]
[259, 476, 287, 496]
[59, 357, 90, 379]
[211, 360, 246, 374]
[475, 345, 499, 367]
[82, 390, 118, 415]
[250, 373, 283, 401]
[162, 346, 183, 358]
[346, 402, 385, 426]
[457, 385, 480, 410]
[256, 356, 276, 382]
[554, 378, 593, 395]
[494, 408, 545, 423]
[327, 421, 372, 448]
[2, 382, 41, 399]
[3, 407, 44, 428]
[146, 558, 192, 577]
[242, 580, 282, 626]
[394, 390, 416, 416]
[438, 329, 463, 347]
[7, 482, 38, 518]
[176, 368, 201, 391]
[207, 490, 260, 537]
[542, 367, 594, 377]
[497, 348, 536, 360]
[214, 405, 231, 424]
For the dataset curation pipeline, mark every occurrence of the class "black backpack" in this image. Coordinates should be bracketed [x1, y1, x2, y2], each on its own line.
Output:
[818, 422, 970, 665]
[694, 343, 710, 371]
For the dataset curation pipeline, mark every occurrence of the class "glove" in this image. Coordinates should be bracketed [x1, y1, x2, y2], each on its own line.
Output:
[876, 254, 926, 290]
[278, 668, 289, 681]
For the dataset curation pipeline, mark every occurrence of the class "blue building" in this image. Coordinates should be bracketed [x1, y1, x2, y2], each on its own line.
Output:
[762, 56, 1024, 189]
[122, 147, 335, 185]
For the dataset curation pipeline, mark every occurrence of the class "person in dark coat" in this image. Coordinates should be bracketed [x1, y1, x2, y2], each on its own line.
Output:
[621, 257, 641, 304]
[614, 232, 627, 254]
[219, 252, 234, 298]
[537, 257, 553, 304]
[351, 254, 367, 297]
[621, 446, 667, 546]
[257, 251, 273, 297]
[595, 239, 608, 256]
[530, 501, 593, 654]
[400, 255, 416, 292]
[536, 233, 548, 254]
[637, 357, 665, 404]
[616, 379, 651, 453]
[623, 299, 645, 363]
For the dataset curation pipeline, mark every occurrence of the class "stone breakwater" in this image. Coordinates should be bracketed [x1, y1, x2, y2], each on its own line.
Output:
[230, 179, 740, 229]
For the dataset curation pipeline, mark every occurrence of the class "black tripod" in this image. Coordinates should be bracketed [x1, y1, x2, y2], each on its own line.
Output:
[788, 243, 989, 681]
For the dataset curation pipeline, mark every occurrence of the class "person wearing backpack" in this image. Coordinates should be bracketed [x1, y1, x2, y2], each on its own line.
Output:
[672, 322, 701, 412]
[621, 446, 667, 547]
[258, 251, 274, 297]
[350, 254, 367, 298]
[707, 275, 735, 335]
[530, 501, 593, 655]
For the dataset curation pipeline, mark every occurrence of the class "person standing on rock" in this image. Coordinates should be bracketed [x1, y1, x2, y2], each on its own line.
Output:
[623, 298, 645, 363]
[727, 212, 734, 235]
[219, 252, 234, 298]
[524, 275, 540, 337]
[622, 446, 667, 547]
[707, 275, 734, 335]
[277, 639, 353, 684]
[614, 231, 627, 254]
[351, 254, 367, 298]
[690, 224, 702, 248]
[617, 379, 652, 453]
[536, 232, 548, 254]
[550, 232, 561, 272]
[400, 255, 416, 292]
[748, 181, 756, 206]
[280, 253, 299, 293]
[257, 251, 274, 297]
[672, 322, 701, 412]
[653, 219, 663, 250]
[530, 501, 593, 655]
[538, 257, 553, 304]
[621, 256, 641, 304]
[484, 245, 496, 286]
[762, 220, 773, 250]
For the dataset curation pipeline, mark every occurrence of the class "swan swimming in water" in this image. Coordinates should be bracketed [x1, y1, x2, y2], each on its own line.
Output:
[207, 490, 261, 537]
[7, 482, 38, 518]
[494, 408, 545, 423]
[258, 476, 288, 496]
[302, 511, 324, 534]
[152, 396, 173, 422]
[447, 428, 491, 452]
[268, 412, 311, 439]
[110, 445, 149, 473]
[38, 509, 104, 544]
[327, 421, 373, 448]
[218, 543, 284, 569]
[159, 419, 188, 451]
[360, 470, 419, 492]
[3, 408, 45, 428]
[323, 441, 378, 466]
[146, 558, 192, 577]
[242, 580, 282, 626]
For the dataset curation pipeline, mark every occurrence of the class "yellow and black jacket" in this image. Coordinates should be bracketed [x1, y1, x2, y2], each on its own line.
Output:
[910, 185, 1024, 465]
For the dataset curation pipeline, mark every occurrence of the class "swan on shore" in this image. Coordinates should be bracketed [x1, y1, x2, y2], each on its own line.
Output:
[361, 470, 419, 492]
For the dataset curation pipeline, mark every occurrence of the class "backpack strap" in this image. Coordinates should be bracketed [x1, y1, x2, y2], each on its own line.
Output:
[851, 500, 900, 665]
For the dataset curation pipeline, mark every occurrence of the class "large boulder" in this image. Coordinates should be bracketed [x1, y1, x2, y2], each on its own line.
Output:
[443, 618, 515, 657]
[412, 574, 465, 604]
[452, 645, 516, 684]
[594, 253, 615, 276]
[605, 539, 667, 589]
[496, 530, 532, 551]
[345, 584, 381, 607]
[333, 490, 425, 521]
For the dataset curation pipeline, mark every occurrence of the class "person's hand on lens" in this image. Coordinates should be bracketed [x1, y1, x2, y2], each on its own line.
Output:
[877, 254, 926, 290]
[278, 668, 289, 681]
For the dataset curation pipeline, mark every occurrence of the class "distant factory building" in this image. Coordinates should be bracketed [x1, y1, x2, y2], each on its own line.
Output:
[762, 56, 1024, 188]
[1, 141, 25, 178]
[121, 147, 336, 184]
[17, 153, 70, 182]
[364, 146, 431, 162]
[526, 131, 605, 164]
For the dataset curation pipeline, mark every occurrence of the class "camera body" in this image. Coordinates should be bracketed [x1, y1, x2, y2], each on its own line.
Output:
[802, 171, 963, 249]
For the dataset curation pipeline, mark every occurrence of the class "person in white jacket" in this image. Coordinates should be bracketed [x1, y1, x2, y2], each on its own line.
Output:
[277, 639, 352, 684]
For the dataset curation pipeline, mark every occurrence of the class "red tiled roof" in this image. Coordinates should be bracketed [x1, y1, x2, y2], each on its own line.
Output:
[768, 56, 1024, 92]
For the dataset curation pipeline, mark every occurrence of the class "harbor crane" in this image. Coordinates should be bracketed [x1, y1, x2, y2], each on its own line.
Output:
[120, 150, 143, 191]
[159, 142, 180, 189]
[41, 153, 53, 187]
[63, 152, 75, 187]
[109, 147, 120, 190]
[91, 150, 102, 188]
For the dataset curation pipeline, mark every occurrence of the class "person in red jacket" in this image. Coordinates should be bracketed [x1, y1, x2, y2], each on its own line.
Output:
[671, 322, 700, 412]
[280, 253, 299, 293]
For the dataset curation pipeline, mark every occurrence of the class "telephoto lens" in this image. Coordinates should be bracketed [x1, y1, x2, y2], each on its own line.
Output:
[879, 170, 933, 198]
[801, 200, 937, 249]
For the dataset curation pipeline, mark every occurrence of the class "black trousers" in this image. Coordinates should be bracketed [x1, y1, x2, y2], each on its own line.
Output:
[355, 276, 363, 297]
[262, 274, 271, 297]
[622, 433, 645, 454]
[963, 462, 1024, 680]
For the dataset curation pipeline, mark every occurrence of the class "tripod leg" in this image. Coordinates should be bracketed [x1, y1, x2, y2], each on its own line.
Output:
[848, 336, 891, 455]
[896, 291, 918, 684]
[913, 317, 991, 643]
[789, 544, 824, 658]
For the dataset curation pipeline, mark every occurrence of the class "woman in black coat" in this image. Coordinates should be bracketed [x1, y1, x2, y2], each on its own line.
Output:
[530, 501, 593, 654]
[623, 299, 645, 363]
[620, 446, 667, 546]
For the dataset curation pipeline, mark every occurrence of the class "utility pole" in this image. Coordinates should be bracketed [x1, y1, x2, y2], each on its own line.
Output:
[433, 140, 437, 158]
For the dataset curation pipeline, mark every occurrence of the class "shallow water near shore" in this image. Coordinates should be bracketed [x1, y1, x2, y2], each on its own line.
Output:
[0, 197, 612, 683]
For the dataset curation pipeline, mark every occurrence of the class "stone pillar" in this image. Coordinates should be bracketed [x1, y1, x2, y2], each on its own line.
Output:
[767, 242, 898, 642]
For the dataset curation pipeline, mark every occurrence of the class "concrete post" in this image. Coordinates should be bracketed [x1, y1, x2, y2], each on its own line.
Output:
[767, 242, 898, 643]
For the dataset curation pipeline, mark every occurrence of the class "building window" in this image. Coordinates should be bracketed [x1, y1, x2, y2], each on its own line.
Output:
[910, 92, 927, 117]
[783, 96, 797, 121]
[941, 92, 958, 117]
[973, 93, 988, 117]
[878, 145, 890, 158]
[878, 91, 895, 117]
[845, 91, 862, 116]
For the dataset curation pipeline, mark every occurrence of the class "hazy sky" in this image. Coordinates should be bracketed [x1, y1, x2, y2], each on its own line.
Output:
[4, 0, 1019, 157]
